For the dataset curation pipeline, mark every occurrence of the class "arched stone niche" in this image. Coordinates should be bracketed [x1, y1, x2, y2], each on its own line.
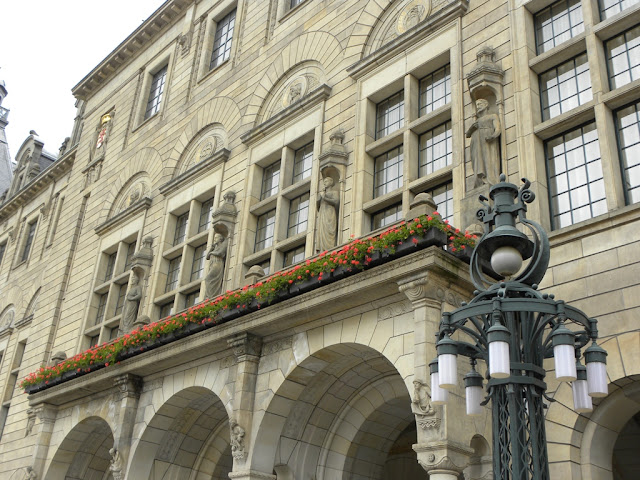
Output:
[174, 123, 229, 178]
[108, 172, 151, 220]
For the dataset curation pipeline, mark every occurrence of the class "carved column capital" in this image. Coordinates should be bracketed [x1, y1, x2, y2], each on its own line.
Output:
[228, 333, 262, 363]
[414, 441, 473, 476]
[113, 374, 142, 401]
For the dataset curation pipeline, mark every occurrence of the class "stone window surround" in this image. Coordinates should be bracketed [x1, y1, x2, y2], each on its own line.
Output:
[356, 42, 458, 235]
[613, 99, 640, 204]
[243, 107, 323, 275]
[133, 49, 174, 131]
[13, 212, 40, 269]
[278, 0, 309, 24]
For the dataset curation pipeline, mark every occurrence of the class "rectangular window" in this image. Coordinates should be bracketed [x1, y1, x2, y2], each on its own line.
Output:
[191, 244, 207, 281]
[615, 101, 640, 204]
[374, 146, 404, 197]
[198, 198, 215, 233]
[283, 245, 305, 267]
[95, 294, 108, 325]
[258, 259, 271, 277]
[261, 162, 281, 200]
[288, 193, 310, 236]
[291, 0, 305, 8]
[606, 25, 640, 90]
[124, 241, 137, 271]
[89, 335, 100, 348]
[166, 257, 182, 292]
[372, 203, 402, 230]
[376, 91, 405, 139]
[21, 221, 37, 262]
[174, 213, 189, 246]
[0, 242, 6, 267]
[419, 122, 452, 177]
[419, 65, 451, 116]
[546, 122, 607, 229]
[144, 65, 168, 120]
[109, 328, 119, 341]
[255, 210, 276, 251]
[426, 182, 454, 223]
[599, 0, 639, 20]
[540, 53, 592, 121]
[210, 9, 236, 69]
[293, 142, 313, 183]
[104, 252, 117, 281]
[114, 284, 127, 316]
[535, 0, 584, 54]
[159, 302, 174, 319]
[185, 291, 200, 309]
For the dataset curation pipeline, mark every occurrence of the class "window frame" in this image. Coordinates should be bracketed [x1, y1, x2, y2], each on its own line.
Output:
[614, 99, 640, 205]
[534, 0, 585, 54]
[209, 8, 237, 70]
[605, 24, 640, 91]
[144, 65, 168, 120]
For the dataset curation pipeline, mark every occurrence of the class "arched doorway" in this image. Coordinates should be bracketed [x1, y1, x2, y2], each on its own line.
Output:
[612, 411, 640, 479]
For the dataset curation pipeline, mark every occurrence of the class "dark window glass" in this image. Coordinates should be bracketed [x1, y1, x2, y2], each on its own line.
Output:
[419, 65, 451, 116]
[144, 65, 168, 119]
[88, 335, 100, 348]
[258, 259, 271, 277]
[372, 203, 402, 230]
[545, 122, 607, 229]
[419, 122, 452, 176]
[198, 198, 214, 233]
[166, 257, 182, 292]
[0, 243, 6, 267]
[21, 221, 37, 262]
[376, 91, 405, 139]
[293, 142, 313, 183]
[255, 210, 276, 251]
[535, 0, 584, 54]
[124, 241, 137, 271]
[288, 193, 310, 236]
[104, 252, 117, 281]
[261, 162, 281, 200]
[191, 245, 207, 281]
[210, 9, 236, 69]
[174, 213, 188, 246]
[95, 294, 108, 325]
[426, 182, 454, 223]
[599, 0, 639, 20]
[185, 291, 201, 309]
[615, 101, 640, 204]
[114, 284, 127, 316]
[159, 302, 174, 319]
[606, 25, 640, 90]
[290, 0, 305, 8]
[540, 53, 592, 121]
[283, 245, 305, 267]
[109, 328, 119, 341]
[374, 146, 404, 197]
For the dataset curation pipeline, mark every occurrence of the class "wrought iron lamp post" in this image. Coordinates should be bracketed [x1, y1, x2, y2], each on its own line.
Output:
[433, 175, 608, 480]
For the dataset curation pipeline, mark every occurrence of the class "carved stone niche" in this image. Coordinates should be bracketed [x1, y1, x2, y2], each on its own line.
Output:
[120, 237, 154, 334]
[90, 111, 115, 162]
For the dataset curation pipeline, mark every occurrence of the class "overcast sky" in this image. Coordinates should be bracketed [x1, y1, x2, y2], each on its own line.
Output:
[2, 1, 165, 161]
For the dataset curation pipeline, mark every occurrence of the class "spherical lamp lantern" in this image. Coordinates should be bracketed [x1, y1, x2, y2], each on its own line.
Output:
[551, 324, 577, 382]
[491, 246, 523, 277]
[584, 341, 608, 397]
[429, 358, 449, 405]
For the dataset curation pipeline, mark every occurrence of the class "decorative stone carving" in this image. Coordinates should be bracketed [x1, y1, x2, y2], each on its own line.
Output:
[121, 236, 154, 333]
[113, 374, 142, 401]
[412, 380, 434, 415]
[397, 0, 431, 34]
[109, 447, 124, 480]
[83, 160, 103, 189]
[228, 333, 263, 361]
[205, 232, 228, 299]
[49, 351, 67, 366]
[315, 175, 339, 252]
[244, 265, 266, 286]
[262, 337, 293, 356]
[406, 192, 438, 221]
[229, 419, 247, 460]
[24, 466, 37, 479]
[91, 112, 113, 162]
[121, 272, 142, 332]
[58, 137, 70, 158]
[25, 409, 36, 436]
[178, 31, 192, 56]
[466, 98, 501, 188]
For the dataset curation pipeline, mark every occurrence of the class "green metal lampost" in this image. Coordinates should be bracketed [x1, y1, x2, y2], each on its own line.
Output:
[433, 175, 608, 480]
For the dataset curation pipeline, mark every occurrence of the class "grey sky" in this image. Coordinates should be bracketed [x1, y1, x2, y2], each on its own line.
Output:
[2, 1, 165, 161]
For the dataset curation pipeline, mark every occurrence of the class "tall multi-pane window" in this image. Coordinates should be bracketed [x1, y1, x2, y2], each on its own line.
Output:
[261, 162, 281, 200]
[288, 193, 310, 236]
[21, 221, 37, 262]
[144, 65, 168, 120]
[114, 285, 127, 316]
[104, 252, 117, 281]
[283, 245, 305, 267]
[599, 0, 639, 20]
[540, 54, 592, 120]
[293, 143, 313, 183]
[255, 210, 276, 251]
[198, 197, 215, 233]
[210, 9, 236, 69]
[0, 342, 26, 439]
[124, 241, 137, 271]
[545, 123, 607, 229]
[535, 0, 584, 54]
[376, 92, 405, 139]
[605, 25, 640, 90]
[184, 291, 200, 309]
[191, 245, 207, 281]
[419, 122, 452, 176]
[426, 183, 454, 223]
[0, 242, 6, 268]
[95, 294, 108, 325]
[615, 101, 640, 204]
[372, 203, 402, 230]
[419, 65, 451, 116]
[374, 147, 404, 197]
[159, 302, 174, 319]
[174, 213, 188, 245]
[166, 257, 181, 292]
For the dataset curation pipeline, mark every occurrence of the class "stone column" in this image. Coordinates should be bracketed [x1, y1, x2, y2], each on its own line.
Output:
[227, 333, 262, 469]
[26, 403, 57, 478]
[112, 374, 142, 479]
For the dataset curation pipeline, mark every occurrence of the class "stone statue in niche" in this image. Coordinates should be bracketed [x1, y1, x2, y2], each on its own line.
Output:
[411, 380, 435, 415]
[316, 176, 339, 251]
[466, 98, 501, 188]
[229, 419, 246, 459]
[205, 233, 228, 299]
[121, 272, 142, 332]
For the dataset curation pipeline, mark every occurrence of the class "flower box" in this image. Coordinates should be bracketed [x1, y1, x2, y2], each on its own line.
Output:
[289, 276, 321, 295]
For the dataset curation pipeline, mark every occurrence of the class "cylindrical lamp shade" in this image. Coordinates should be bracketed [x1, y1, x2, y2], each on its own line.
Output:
[585, 342, 608, 398]
[572, 363, 592, 413]
[436, 336, 458, 389]
[487, 323, 511, 378]
[551, 324, 577, 382]
[430, 359, 448, 405]
[464, 368, 484, 416]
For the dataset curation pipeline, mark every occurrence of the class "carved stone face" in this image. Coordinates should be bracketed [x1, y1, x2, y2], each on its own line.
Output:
[323, 177, 334, 188]
[214, 233, 224, 244]
[476, 99, 489, 114]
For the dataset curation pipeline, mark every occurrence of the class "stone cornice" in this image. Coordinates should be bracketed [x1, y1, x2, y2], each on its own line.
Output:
[72, 0, 193, 100]
[347, 0, 469, 80]
[159, 149, 230, 196]
[240, 85, 332, 146]
[0, 146, 76, 222]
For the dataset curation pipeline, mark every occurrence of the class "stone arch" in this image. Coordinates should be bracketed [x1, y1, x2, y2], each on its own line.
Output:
[44, 416, 114, 480]
[107, 171, 151, 220]
[164, 96, 241, 180]
[0, 305, 15, 330]
[98, 147, 163, 224]
[172, 123, 229, 178]
[127, 386, 234, 480]
[244, 31, 344, 122]
[251, 340, 417, 480]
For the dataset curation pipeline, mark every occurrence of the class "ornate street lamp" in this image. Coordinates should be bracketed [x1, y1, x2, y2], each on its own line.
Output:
[434, 175, 607, 480]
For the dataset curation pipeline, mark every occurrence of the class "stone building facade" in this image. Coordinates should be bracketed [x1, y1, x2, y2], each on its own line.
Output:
[0, 0, 639, 478]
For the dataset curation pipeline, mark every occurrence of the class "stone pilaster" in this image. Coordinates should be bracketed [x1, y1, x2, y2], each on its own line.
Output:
[112, 374, 142, 477]
[27, 403, 57, 478]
